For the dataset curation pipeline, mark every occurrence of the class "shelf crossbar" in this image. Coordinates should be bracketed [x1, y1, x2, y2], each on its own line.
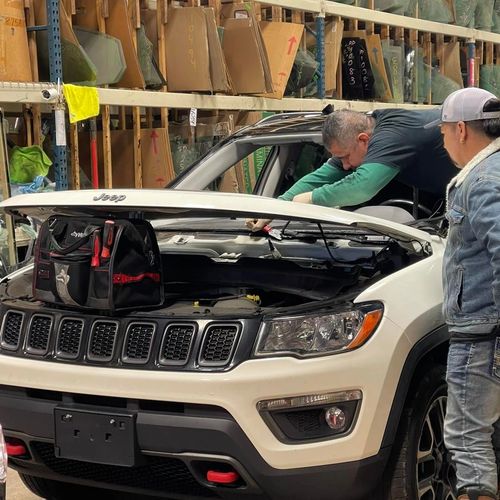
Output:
[0, 82, 436, 111]
[267, 0, 500, 43]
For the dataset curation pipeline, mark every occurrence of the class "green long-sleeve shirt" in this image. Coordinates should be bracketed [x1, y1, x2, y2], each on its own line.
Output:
[279, 160, 399, 208]
[278, 108, 457, 208]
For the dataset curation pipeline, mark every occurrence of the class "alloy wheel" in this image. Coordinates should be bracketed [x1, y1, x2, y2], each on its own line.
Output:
[416, 395, 456, 500]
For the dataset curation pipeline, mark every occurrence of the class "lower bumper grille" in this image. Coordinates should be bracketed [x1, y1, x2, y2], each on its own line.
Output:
[32, 442, 217, 498]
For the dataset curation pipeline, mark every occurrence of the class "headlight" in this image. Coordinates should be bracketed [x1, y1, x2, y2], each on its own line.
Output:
[254, 302, 383, 358]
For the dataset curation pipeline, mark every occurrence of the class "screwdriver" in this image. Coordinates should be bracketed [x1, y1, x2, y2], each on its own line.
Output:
[262, 224, 283, 240]
[101, 220, 115, 260]
[91, 229, 101, 267]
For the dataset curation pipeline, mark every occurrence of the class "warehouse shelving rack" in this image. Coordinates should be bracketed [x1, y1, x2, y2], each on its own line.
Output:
[1, 0, 500, 190]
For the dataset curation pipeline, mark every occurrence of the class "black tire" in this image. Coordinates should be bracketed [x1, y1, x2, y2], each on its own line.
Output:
[18, 473, 129, 500]
[383, 365, 456, 500]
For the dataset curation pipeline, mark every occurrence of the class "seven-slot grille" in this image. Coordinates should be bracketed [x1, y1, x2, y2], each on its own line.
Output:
[199, 324, 240, 366]
[0, 310, 24, 350]
[56, 318, 84, 359]
[123, 323, 156, 364]
[160, 324, 196, 366]
[87, 321, 119, 362]
[26, 315, 53, 354]
[0, 309, 241, 369]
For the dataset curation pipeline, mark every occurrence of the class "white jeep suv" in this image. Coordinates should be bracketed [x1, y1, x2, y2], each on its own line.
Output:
[0, 113, 453, 500]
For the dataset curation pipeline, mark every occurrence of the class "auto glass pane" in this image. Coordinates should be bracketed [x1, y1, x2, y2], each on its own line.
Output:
[206, 146, 273, 193]
[277, 143, 329, 197]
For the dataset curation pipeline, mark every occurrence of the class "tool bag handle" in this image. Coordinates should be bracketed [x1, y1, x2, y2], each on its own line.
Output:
[48, 224, 99, 256]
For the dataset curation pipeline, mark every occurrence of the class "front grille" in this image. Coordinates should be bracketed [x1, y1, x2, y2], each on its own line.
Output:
[26, 315, 53, 354]
[87, 321, 118, 362]
[0, 306, 247, 371]
[32, 442, 217, 498]
[56, 318, 84, 359]
[122, 323, 156, 364]
[160, 324, 195, 366]
[0, 310, 24, 350]
[199, 324, 239, 367]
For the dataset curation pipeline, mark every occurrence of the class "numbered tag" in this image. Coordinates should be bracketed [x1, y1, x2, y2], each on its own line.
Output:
[55, 108, 67, 146]
[189, 108, 198, 127]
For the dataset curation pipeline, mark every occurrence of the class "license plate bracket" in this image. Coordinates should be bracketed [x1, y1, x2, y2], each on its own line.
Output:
[54, 407, 136, 466]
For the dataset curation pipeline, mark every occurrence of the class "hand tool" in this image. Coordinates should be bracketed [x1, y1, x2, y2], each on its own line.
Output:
[101, 220, 115, 259]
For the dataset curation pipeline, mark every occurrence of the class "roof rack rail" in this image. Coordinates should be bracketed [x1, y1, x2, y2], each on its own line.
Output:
[256, 111, 324, 125]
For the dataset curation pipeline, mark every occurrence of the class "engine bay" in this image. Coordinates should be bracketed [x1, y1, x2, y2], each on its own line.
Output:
[0, 218, 427, 316]
[155, 219, 422, 315]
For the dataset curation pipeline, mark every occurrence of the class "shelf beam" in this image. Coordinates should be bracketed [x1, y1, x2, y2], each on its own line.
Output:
[264, 0, 500, 43]
[0, 82, 436, 111]
[96, 89, 434, 111]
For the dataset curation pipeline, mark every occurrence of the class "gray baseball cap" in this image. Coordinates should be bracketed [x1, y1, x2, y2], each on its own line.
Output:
[425, 87, 500, 128]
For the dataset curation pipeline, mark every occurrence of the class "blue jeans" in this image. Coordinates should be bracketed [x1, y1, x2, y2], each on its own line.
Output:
[444, 337, 500, 498]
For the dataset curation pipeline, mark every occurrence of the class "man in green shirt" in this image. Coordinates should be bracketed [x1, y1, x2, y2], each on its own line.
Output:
[247, 108, 456, 230]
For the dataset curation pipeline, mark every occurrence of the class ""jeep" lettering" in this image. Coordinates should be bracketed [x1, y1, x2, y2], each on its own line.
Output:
[93, 193, 127, 203]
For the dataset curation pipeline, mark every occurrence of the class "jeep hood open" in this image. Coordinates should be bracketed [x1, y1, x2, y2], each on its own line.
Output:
[0, 189, 433, 244]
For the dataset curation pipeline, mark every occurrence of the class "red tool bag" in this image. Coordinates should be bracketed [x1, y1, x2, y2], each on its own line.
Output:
[33, 216, 164, 311]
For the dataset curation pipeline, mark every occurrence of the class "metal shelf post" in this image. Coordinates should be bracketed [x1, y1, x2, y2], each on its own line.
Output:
[315, 14, 326, 99]
[46, 0, 68, 190]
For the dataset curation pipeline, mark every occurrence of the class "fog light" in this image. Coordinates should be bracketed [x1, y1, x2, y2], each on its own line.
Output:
[325, 406, 346, 431]
[258, 391, 362, 442]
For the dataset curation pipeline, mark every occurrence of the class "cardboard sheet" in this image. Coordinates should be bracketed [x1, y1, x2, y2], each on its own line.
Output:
[324, 18, 344, 95]
[107, 0, 145, 89]
[259, 21, 303, 99]
[79, 128, 174, 188]
[222, 16, 273, 94]
[442, 41, 463, 88]
[221, 2, 253, 22]
[166, 7, 212, 91]
[220, 2, 273, 94]
[204, 8, 233, 93]
[0, 0, 32, 81]
[365, 34, 393, 101]
[74, 0, 98, 29]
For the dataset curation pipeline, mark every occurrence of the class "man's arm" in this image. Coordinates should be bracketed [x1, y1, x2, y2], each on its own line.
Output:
[468, 177, 500, 308]
[278, 160, 348, 201]
[310, 162, 399, 207]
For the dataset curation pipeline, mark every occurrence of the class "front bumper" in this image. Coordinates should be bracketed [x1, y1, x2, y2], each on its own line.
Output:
[0, 314, 409, 470]
[0, 315, 409, 499]
[2, 388, 390, 500]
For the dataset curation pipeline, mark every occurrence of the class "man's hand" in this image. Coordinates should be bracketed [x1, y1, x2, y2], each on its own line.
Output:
[292, 192, 313, 204]
[245, 218, 272, 232]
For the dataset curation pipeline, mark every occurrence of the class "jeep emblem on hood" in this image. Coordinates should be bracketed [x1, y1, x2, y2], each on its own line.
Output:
[93, 193, 127, 202]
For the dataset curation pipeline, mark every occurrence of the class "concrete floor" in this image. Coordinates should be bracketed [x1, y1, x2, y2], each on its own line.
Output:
[6, 468, 170, 499]
[7, 469, 38, 499]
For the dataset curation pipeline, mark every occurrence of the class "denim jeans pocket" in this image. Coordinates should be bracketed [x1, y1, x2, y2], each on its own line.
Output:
[493, 337, 500, 380]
